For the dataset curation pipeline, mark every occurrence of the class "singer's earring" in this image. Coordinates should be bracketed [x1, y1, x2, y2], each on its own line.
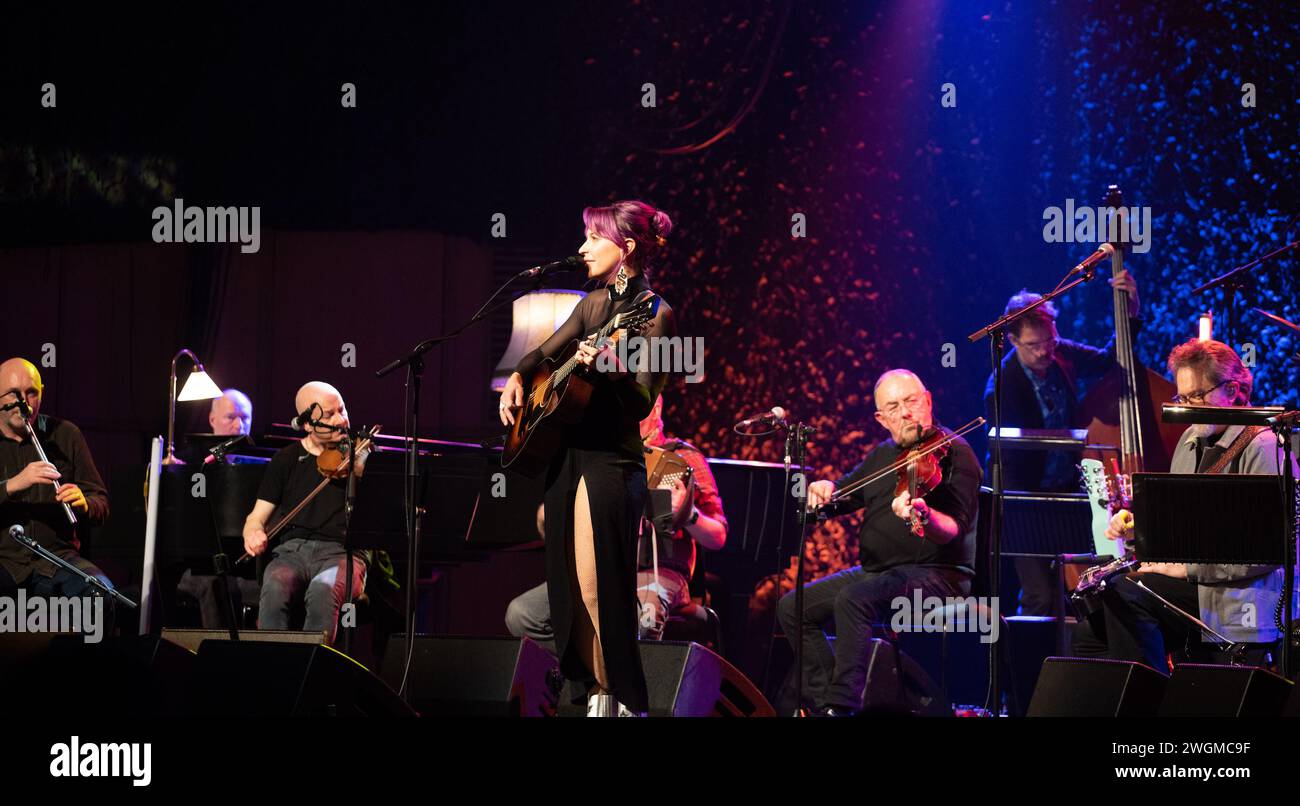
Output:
[614, 261, 629, 295]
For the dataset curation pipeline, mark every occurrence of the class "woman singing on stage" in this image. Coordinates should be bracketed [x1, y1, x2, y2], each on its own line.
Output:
[499, 200, 675, 716]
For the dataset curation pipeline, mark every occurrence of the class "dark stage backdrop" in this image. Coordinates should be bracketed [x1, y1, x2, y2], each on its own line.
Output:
[0, 233, 494, 480]
[1, 1, 1295, 587]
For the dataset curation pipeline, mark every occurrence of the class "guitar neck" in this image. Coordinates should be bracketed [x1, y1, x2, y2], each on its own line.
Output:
[549, 320, 622, 390]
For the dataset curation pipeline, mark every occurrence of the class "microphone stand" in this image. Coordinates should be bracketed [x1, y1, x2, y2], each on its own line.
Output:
[788, 420, 816, 714]
[1191, 240, 1298, 350]
[375, 265, 562, 703]
[204, 440, 244, 641]
[968, 261, 1100, 714]
[758, 420, 796, 700]
[341, 430, 358, 656]
[9, 526, 137, 610]
[1269, 412, 1298, 679]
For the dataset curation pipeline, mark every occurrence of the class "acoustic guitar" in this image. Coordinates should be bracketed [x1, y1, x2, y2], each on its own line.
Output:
[502, 293, 661, 476]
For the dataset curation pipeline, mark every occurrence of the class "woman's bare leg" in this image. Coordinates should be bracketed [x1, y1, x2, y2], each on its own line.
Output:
[570, 476, 608, 692]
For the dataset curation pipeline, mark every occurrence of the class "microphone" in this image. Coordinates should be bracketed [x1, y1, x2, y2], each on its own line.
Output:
[1068, 242, 1116, 276]
[517, 255, 584, 279]
[8, 524, 24, 541]
[204, 434, 251, 465]
[736, 406, 788, 430]
[290, 404, 319, 431]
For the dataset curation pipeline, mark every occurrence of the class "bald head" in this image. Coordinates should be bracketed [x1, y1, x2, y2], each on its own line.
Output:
[294, 381, 349, 446]
[210, 388, 253, 436]
[0, 358, 43, 437]
[873, 369, 933, 447]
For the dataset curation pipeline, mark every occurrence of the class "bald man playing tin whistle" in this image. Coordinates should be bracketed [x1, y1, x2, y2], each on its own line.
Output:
[242, 382, 368, 644]
[0, 357, 113, 617]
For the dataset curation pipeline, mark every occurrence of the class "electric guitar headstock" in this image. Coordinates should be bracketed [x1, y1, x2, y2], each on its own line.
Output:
[1080, 457, 1130, 558]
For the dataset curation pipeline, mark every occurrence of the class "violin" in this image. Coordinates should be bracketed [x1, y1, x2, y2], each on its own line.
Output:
[236, 425, 380, 565]
[813, 417, 986, 536]
[314, 432, 376, 479]
[892, 428, 949, 537]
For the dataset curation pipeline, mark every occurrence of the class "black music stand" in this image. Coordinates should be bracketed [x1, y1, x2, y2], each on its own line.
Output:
[1132, 473, 1291, 667]
[1157, 405, 1299, 676]
[993, 489, 1098, 653]
[1132, 474, 1285, 564]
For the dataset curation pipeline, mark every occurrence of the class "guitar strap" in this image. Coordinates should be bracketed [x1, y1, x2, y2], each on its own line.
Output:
[1203, 425, 1267, 475]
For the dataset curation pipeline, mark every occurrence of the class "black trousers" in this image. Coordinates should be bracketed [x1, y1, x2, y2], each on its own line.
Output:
[776, 564, 970, 710]
[0, 554, 117, 637]
[1071, 572, 1200, 672]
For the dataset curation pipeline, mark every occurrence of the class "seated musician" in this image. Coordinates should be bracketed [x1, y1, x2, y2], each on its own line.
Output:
[177, 387, 258, 627]
[241, 382, 367, 644]
[985, 280, 1139, 616]
[0, 358, 113, 627]
[780, 369, 981, 716]
[210, 388, 253, 440]
[505, 395, 728, 642]
[1071, 339, 1298, 670]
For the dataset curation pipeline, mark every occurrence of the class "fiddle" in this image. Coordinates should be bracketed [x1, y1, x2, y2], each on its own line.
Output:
[893, 428, 949, 537]
[235, 425, 380, 565]
[812, 417, 986, 536]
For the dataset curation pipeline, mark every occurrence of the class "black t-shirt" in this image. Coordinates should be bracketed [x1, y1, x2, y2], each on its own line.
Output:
[825, 427, 981, 575]
[256, 442, 347, 544]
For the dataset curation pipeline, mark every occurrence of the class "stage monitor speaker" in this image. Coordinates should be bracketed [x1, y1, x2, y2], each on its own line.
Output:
[1158, 664, 1292, 717]
[161, 628, 326, 653]
[191, 639, 414, 716]
[1028, 657, 1166, 717]
[855, 638, 949, 717]
[380, 635, 563, 717]
[639, 640, 774, 717]
[0, 634, 195, 717]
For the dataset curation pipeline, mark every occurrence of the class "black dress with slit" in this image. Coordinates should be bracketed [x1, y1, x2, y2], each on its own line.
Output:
[514, 273, 674, 711]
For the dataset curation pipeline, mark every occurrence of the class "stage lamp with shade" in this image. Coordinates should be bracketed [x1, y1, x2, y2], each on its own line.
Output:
[164, 348, 224, 465]
[491, 290, 584, 391]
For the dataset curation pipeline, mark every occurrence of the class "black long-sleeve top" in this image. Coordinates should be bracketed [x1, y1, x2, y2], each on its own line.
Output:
[819, 427, 981, 576]
[515, 273, 675, 461]
[0, 414, 110, 582]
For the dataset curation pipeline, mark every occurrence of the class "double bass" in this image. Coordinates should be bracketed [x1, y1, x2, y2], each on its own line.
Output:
[1077, 185, 1183, 476]
[1071, 185, 1183, 594]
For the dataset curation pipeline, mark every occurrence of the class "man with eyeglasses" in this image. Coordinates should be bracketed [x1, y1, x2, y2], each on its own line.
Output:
[1071, 339, 1298, 669]
[984, 280, 1140, 615]
[777, 369, 981, 716]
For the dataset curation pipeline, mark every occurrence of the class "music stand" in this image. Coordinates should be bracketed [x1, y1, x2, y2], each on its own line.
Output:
[1158, 405, 1299, 675]
[992, 488, 1098, 652]
[1132, 474, 1285, 564]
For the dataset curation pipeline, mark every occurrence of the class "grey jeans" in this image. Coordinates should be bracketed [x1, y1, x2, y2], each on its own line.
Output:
[257, 537, 366, 644]
[505, 568, 692, 642]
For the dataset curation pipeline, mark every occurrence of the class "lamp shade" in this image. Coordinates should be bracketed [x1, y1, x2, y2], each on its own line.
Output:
[177, 368, 224, 401]
[491, 290, 584, 391]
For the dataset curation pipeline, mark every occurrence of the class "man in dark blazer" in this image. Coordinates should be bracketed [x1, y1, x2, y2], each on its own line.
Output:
[983, 277, 1140, 614]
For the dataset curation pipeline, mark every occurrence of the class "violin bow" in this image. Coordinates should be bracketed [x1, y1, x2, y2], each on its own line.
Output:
[824, 416, 986, 505]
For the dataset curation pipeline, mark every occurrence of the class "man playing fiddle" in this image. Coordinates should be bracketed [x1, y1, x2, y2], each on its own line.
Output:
[777, 369, 982, 716]
[242, 382, 367, 644]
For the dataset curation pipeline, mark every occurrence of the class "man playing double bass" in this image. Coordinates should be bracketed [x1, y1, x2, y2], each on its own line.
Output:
[778, 369, 982, 716]
[985, 273, 1141, 616]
